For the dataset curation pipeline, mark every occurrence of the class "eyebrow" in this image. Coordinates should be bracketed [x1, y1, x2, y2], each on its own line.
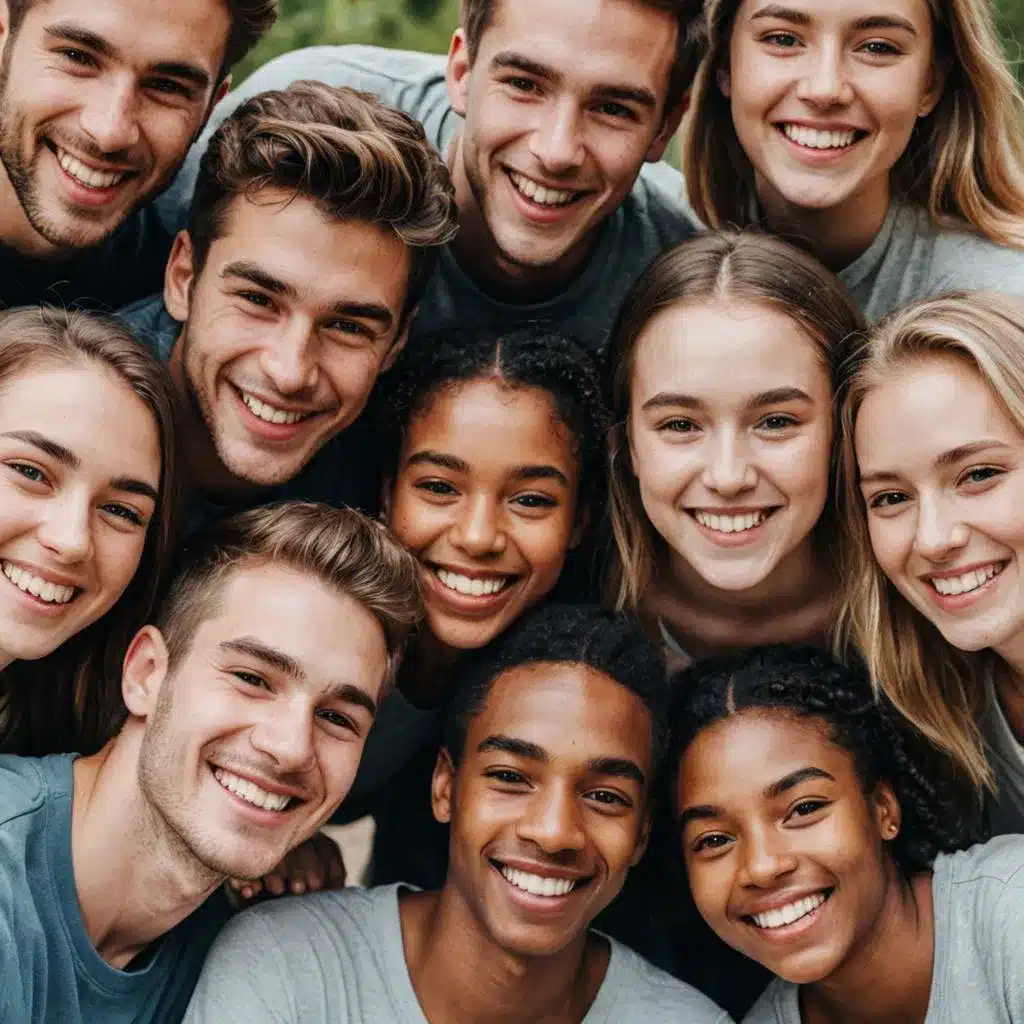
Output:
[405, 450, 470, 474]
[222, 261, 298, 300]
[510, 464, 570, 488]
[749, 4, 811, 25]
[589, 756, 647, 787]
[330, 301, 394, 331]
[641, 388, 812, 413]
[477, 737, 646, 785]
[859, 440, 1012, 486]
[748, 4, 917, 34]
[44, 23, 213, 88]
[219, 637, 378, 717]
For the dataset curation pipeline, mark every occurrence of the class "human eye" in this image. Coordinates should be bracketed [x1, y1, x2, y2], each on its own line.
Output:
[692, 832, 733, 854]
[232, 670, 269, 689]
[7, 461, 48, 485]
[512, 491, 558, 511]
[959, 465, 1003, 489]
[485, 768, 528, 786]
[594, 100, 635, 121]
[414, 478, 458, 498]
[502, 75, 539, 95]
[586, 788, 632, 810]
[757, 413, 799, 432]
[325, 318, 373, 340]
[316, 708, 359, 736]
[237, 290, 274, 310]
[866, 490, 908, 510]
[55, 47, 98, 69]
[145, 77, 195, 100]
[658, 417, 700, 435]
[100, 502, 145, 527]
[785, 798, 830, 822]
[760, 30, 802, 49]
[857, 38, 904, 58]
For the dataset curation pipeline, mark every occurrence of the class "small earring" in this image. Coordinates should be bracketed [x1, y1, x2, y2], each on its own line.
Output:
[886, 823, 899, 838]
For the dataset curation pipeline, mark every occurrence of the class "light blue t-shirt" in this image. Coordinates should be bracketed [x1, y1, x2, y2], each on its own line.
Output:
[0, 754, 230, 1023]
[157, 44, 699, 354]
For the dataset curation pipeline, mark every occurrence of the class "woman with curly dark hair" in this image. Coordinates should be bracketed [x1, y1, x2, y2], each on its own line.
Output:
[670, 645, 1022, 1023]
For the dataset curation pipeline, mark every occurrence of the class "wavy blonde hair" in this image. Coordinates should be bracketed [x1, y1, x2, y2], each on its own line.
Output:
[836, 290, 1024, 793]
[684, 0, 1024, 247]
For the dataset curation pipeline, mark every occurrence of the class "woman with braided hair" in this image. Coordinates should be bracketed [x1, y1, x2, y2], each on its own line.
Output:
[671, 645, 1023, 1023]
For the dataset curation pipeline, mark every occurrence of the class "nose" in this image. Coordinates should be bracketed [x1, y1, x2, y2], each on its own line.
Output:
[250, 699, 316, 774]
[257, 320, 320, 397]
[739, 829, 800, 889]
[449, 492, 507, 558]
[37, 492, 94, 565]
[795, 43, 855, 108]
[528, 99, 585, 175]
[913, 495, 969, 561]
[516, 783, 586, 854]
[79, 77, 141, 154]
[702, 432, 758, 497]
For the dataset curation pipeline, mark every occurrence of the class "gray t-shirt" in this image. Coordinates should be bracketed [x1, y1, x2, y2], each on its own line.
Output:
[158, 44, 699, 354]
[184, 884, 733, 1023]
[837, 201, 1024, 321]
[742, 837, 1024, 1024]
[981, 676, 1024, 836]
[0, 754, 230, 1023]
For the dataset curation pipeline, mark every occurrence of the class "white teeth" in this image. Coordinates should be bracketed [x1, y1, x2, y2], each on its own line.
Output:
[214, 768, 292, 812]
[752, 892, 827, 930]
[435, 568, 510, 597]
[2, 561, 76, 604]
[509, 171, 577, 207]
[500, 865, 577, 897]
[693, 510, 768, 534]
[57, 148, 127, 189]
[782, 124, 859, 150]
[241, 391, 306, 426]
[931, 564, 1003, 596]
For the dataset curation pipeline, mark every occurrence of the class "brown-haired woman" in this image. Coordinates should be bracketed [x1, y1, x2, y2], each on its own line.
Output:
[0, 306, 179, 756]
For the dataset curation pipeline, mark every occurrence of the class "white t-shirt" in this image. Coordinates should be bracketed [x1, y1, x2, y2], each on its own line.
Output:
[981, 676, 1024, 836]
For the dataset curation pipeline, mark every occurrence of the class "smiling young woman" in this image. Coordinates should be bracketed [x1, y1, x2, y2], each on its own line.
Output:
[684, 0, 1024, 320]
[837, 290, 1024, 835]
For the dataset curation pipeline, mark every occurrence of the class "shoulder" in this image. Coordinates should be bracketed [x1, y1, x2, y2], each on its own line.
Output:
[627, 161, 701, 246]
[0, 754, 68, 828]
[937, 835, 1024, 890]
[116, 296, 178, 363]
[742, 979, 798, 1024]
[925, 221, 1024, 295]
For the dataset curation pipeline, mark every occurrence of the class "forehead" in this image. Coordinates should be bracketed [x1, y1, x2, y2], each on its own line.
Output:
[404, 379, 578, 477]
[632, 299, 830, 403]
[207, 189, 412, 317]
[469, 661, 653, 770]
[21, 0, 231, 76]
[855, 354, 1021, 473]
[480, 0, 677, 103]
[734, 0, 934, 30]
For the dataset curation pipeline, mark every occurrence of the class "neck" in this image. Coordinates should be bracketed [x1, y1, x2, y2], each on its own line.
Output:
[803, 869, 934, 1024]
[756, 174, 891, 273]
[0, 159, 61, 259]
[446, 133, 595, 304]
[403, 886, 603, 1024]
[71, 732, 223, 969]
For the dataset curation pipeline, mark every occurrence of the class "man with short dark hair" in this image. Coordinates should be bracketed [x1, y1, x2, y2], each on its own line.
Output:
[183, 606, 732, 1024]
[168, 0, 704, 353]
[0, 503, 422, 1023]
[0, 0, 277, 308]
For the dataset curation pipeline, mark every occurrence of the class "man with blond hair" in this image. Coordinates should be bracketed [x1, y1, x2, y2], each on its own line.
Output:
[0, 502, 422, 1022]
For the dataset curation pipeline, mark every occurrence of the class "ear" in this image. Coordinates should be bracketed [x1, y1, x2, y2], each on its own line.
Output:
[431, 747, 457, 825]
[212, 75, 231, 111]
[871, 781, 902, 844]
[0, 1, 11, 65]
[164, 230, 197, 324]
[646, 93, 688, 163]
[446, 28, 472, 118]
[717, 66, 731, 99]
[121, 626, 171, 721]
[382, 310, 414, 373]
[918, 55, 950, 119]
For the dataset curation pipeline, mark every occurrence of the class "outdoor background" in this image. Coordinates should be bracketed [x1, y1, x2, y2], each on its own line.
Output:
[240, 0, 1024, 83]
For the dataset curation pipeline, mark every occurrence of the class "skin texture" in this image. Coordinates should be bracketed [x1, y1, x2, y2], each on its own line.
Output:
[387, 379, 580, 653]
[856, 354, 1024, 665]
[445, 0, 683, 300]
[0, 363, 159, 668]
[400, 662, 652, 1022]
[677, 710, 937, 1021]
[723, 0, 945, 267]
[164, 188, 411, 497]
[0, 0, 230, 256]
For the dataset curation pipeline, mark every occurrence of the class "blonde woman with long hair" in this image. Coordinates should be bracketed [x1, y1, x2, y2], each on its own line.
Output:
[838, 290, 1024, 834]
[684, 0, 1024, 320]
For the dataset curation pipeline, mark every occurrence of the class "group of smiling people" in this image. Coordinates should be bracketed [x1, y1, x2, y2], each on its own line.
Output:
[1, 0, 1024, 1020]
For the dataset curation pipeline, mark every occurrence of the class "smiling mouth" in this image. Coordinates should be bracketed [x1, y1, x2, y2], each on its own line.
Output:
[492, 860, 591, 898]
[507, 170, 586, 209]
[237, 387, 319, 426]
[778, 124, 868, 151]
[744, 889, 833, 930]
[689, 509, 777, 535]
[213, 766, 300, 813]
[46, 140, 132, 190]
[432, 566, 517, 597]
[928, 561, 1006, 597]
[2, 560, 79, 605]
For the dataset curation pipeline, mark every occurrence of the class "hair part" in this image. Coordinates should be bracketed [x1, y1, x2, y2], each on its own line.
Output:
[684, 0, 1024, 246]
[0, 306, 180, 756]
[835, 290, 1024, 793]
[187, 81, 458, 326]
[606, 231, 866, 612]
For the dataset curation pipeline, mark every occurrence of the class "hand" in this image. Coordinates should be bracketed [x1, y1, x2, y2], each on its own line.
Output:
[228, 831, 347, 902]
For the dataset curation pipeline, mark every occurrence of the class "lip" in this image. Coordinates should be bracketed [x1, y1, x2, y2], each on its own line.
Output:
[490, 859, 593, 916]
[774, 123, 867, 166]
[47, 141, 135, 209]
[0, 559, 83, 618]
[421, 563, 521, 620]
[232, 385, 323, 443]
[209, 764, 306, 824]
[921, 559, 1008, 612]
[492, 856, 592, 882]
[503, 168, 587, 226]
[0, 557, 83, 591]
[211, 762, 308, 800]
[739, 887, 834, 945]
[686, 507, 779, 548]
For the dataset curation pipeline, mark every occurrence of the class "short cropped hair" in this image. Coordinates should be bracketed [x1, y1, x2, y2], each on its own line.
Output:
[444, 604, 669, 774]
[187, 81, 458, 325]
[460, 0, 704, 110]
[155, 502, 423, 688]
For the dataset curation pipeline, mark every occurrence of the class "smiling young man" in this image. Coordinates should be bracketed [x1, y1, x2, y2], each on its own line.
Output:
[0, 502, 422, 1023]
[183, 606, 731, 1024]
[121, 81, 457, 524]
[0, 0, 278, 309]
[167, 0, 703, 354]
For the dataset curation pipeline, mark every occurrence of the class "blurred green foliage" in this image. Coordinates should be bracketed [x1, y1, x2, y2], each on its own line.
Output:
[239, 0, 1024, 87]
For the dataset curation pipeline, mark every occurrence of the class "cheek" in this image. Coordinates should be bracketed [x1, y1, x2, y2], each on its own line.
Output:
[387, 490, 446, 552]
[865, 516, 911, 580]
[632, 433, 690, 504]
[514, 515, 575, 584]
[684, 858, 733, 925]
[95, 528, 148, 602]
[324, 354, 381, 408]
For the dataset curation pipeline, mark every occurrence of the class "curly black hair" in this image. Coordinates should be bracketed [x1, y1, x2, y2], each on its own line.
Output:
[667, 645, 982, 875]
[370, 322, 610, 519]
[444, 604, 670, 777]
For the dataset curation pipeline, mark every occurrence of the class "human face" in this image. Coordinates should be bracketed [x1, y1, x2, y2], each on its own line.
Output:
[724, 0, 943, 219]
[628, 299, 833, 592]
[435, 662, 652, 958]
[447, 0, 680, 280]
[165, 189, 411, 493]
[387, 379, 579, 650]
[856, 354, 1024, 659]
[677, 710, 900, 984]
[0, 0, 229, 255]
[134, 564, 389, 881]
[0, 363, 160, 668]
